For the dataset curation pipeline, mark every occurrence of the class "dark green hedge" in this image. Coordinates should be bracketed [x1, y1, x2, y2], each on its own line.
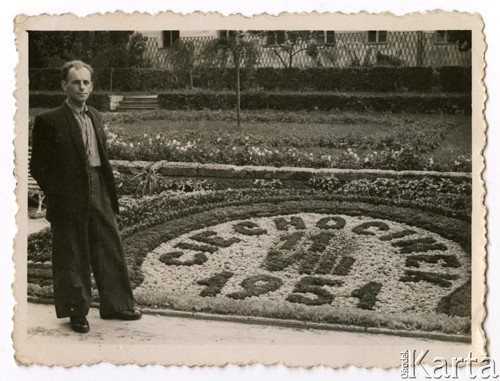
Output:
[437, 66, 472, 93]
[29, 92, 111, 111]
[158, 91, 471, 114]
[29, 90, 471, 113]
[29, 68, 178, 92]
[109, 69, 178, 91]
[28, 68, 118, 91]
[29, 68, 61, 91]
[29, 66, 471, 93]
[200, 67, 471, 93]
[196, 67, 435, 93]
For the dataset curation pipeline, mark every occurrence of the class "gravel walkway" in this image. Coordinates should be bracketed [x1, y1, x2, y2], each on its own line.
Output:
[22, 302, 470, 367]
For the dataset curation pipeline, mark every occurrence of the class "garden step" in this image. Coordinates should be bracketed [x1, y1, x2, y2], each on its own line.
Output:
[119, 101, 159, 105]
[124, 95, 158, 99]
[118, 103, 159, 108]
[122, 97, 159, 103]
[117, 95, 159, 111]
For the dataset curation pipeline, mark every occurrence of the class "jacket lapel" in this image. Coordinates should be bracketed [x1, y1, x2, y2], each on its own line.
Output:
[62, 103, 87, 167]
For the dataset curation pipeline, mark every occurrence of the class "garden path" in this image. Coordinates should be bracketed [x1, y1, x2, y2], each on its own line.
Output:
[25, 302, 469, 366]
[28, 217, 49, 235]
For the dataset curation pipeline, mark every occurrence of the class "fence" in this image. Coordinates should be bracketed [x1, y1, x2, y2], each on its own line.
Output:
[143, 30, 471, 69]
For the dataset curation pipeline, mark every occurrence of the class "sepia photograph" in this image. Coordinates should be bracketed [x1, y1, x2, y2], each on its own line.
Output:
[12, 11, 486, 370]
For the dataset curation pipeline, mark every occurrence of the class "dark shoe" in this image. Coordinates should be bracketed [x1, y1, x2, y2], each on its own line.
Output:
[70, 316, 90, 333]
[101, 308, 142, 321]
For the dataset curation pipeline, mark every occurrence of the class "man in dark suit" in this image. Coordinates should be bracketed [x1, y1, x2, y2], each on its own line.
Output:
[30, 60, 141, 333]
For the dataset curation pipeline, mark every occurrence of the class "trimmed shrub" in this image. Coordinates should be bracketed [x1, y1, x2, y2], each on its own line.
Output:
[251, 67, 435, 93]
[29, 66, 470, 93]
[437, 66, 472, 93]
[194, 68, 252, 90]
[29, 68, 179, 92]
[110, 68, 179, 91]
[158, 91, 233, 110]
[158, 91, 471, 114]
[29, 91, 111, 111]
[29, 92, 66, 109]
[29, 68, 61, 91]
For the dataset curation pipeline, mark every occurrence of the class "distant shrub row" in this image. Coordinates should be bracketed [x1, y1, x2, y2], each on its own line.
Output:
[30, 91, 471, 114]
[158, 91, 471, 114]
[29, 92, 110, 111]
[29, 68, 178, 92]
[29, 66, 471, 93]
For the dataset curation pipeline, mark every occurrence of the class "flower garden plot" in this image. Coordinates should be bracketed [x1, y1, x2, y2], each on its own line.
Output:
[136, 213, 469, 315]
[101, 111, 470, 172]
[28, 188, 472, 337]
[30, 108, 471, 171]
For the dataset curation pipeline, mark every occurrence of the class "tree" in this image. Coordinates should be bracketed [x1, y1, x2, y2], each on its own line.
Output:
[91, 31, 133, 68]
[126, 32, 152, 68]
[28, 31, 150, 68]
[28, 31, 93, 68]
[199, 31, 259, 69]
[167, 39, 197, 89]
[449, 30, 472, 52]
[200, 31, 260, 127]
[254, 30, 324, 68]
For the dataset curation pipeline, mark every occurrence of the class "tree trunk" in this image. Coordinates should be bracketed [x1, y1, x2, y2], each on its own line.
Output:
[235, 49, 241, 128]
[188, 52, 193, 90]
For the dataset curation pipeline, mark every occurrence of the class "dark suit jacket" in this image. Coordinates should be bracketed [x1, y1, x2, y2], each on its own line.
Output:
[30, 102, 119, 224]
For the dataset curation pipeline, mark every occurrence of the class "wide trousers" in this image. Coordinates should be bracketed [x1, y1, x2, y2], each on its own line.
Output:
[51, 167, 134, 318]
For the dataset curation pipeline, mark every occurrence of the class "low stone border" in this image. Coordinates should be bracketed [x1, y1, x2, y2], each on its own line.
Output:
[27, 297, 470, 343]
[111, 160, 471, 182]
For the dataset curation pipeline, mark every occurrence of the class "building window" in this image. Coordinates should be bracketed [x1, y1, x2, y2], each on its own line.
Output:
[266, 30, 335, 46]
[367, 30, 387, 44]
[266, 31, 287, 45]
[434, 30, 462, 44]
[218, 30, 239, 39]
[315, 31, 336, 45]
[162, 31, 180, 48]
[435, 30, 454, 44]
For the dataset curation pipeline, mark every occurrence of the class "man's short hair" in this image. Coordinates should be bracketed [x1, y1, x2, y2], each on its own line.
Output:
[61, 60, 94, 81]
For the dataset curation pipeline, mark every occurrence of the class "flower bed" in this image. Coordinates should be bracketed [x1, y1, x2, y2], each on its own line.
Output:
[27, 187, 471, 336]
[102, 110, 471, 172]
[135, 213, 469, 319]
[29, 108, 471, 172]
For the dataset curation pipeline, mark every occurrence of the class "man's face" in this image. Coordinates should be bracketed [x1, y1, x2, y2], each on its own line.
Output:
[61, 67, 93, 107]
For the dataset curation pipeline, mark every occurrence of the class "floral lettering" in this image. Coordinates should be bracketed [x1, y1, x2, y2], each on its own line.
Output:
[286, 276, 343, 306]
[400, 270, 459, 287]
[190, 230, 241, 248]
[274, 216, 306, 231]
[159, 251, 208, 266]
[227, 274, 283, 300]
[352, 221, 390, 236]
[316, 216, 346, 230]
[197, 271, 234, 297]
[351, 281, 382, 310]
[233, 221, 267, 236]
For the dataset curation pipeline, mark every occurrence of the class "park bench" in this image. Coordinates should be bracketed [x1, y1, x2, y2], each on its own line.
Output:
[28, 147, 45, 218]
